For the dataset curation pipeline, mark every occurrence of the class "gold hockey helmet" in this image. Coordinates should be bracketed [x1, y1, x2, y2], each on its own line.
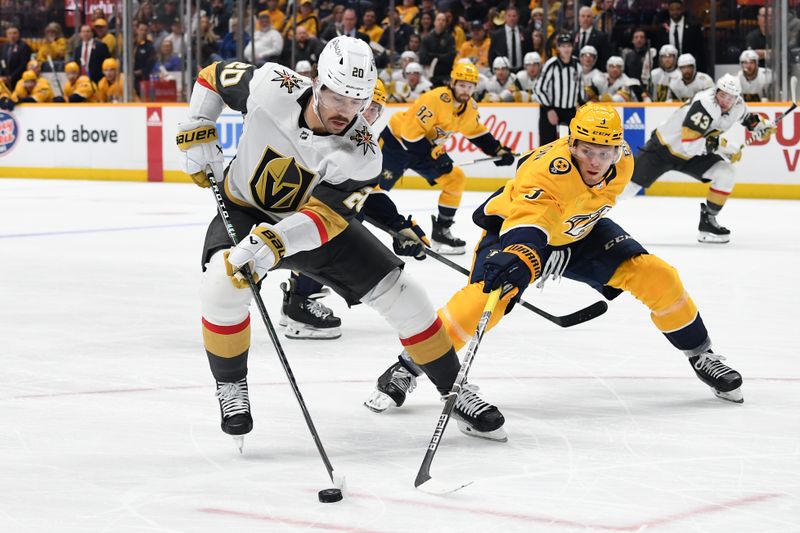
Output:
[450, 61, 479, 84]
[569, 103, 623, 147]
[372, 79, 387, 106]
[102, 57, 119, 71]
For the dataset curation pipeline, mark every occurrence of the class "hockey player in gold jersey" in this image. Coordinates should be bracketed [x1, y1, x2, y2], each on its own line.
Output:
[12, 62, 54, 103]
[97, 58, 125, 103]
[376, 61, 516, 255]
[366, 104, 744, 431]
[55, 61, 98, 102]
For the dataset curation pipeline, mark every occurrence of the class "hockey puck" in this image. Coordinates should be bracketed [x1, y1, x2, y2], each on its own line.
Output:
[318, 488, 343, 503]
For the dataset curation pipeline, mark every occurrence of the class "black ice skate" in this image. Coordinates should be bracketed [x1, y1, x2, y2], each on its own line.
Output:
[364, 359, 419, 413]
[431, 215, 466, 255]
[279, 281, 341, 339]
[215, 378, 253, 452]
[698, 203, 731, 244]
[689, 351, 743, 403]
[453, 384, 507, 441]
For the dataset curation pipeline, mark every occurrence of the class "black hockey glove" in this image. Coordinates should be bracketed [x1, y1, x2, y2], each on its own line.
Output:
[390, 215, 430, 260]
[482, 245, 541, 311]
[433, 152, 454, 174]
[705, 133, 720, 153]
[493, 145, 516, 166]
[0, 96, 14, 111]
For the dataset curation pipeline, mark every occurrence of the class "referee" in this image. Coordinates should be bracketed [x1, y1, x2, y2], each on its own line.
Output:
[534, 33, 581, 145]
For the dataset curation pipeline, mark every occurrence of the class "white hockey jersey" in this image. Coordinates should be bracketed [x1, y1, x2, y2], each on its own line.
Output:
[483, 73, 518, 102]
[582, 68, 604, 101]
[594, 73, 642, 102]
[668, 72, 714, 102]
[650, 67, 680, 101]
[654, 87, 749, 159]
[514, 70, 540, 102]
[738, 68, 773, 102]
[189, 60, 382, 254]
[389, 78, 432, 102]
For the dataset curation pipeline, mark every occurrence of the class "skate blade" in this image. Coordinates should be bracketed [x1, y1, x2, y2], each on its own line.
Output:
[363, 390, 394, 413]
[697, 232, 730, 244]
[284, 321, 341, 340]
[431, 242, 466, 255]
[232, 435, 244, 453]
[416, 477, 474, 495]
[455, 419, 508, 442]
[713, 386, 743, 403]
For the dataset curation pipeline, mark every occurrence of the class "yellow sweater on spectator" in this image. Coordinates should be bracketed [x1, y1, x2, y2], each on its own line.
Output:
[452, 25, 466, 51]
[36, 37, 67, 62]
[64, 75, 99, 102]
[98, 75, 125, 102]
[267, 8, 286, 32]
[100, 33, 117, 57]
[456, 38, 490, 70]
[284, 13, 318, 37]
[360, 24, 383, 43]
[13, 76, 54, 103]
[397, 5, 418, 25]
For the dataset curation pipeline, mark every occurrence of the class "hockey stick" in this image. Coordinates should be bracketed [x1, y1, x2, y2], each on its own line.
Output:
[457, 153, 520, 166]
[415, 288, 502, 494]
[743, 76, 797, 147]
[46, 55, 64, 98]
[365, 216, 608, 328]
[205, 170, 345, 495]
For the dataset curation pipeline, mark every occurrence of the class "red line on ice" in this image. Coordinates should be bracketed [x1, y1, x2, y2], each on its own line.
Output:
[199, 507, 386, 533]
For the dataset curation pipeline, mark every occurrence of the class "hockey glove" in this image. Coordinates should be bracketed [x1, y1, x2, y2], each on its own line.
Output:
[432, 152, 454, 174]
[390, 215, 430, 260]
[0, 96, 14, 111]
[482, 244, 542, 300]
[176, 119, 224, 188]
[705, 131, 721, 153]
[225, 224, 287, 289]
[752, 117, 777, 142]
[493, 145, 516, 167]
[716, 138, 742, 164]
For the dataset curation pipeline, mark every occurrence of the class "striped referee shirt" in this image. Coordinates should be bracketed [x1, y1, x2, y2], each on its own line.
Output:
[534, 55, 581, 109]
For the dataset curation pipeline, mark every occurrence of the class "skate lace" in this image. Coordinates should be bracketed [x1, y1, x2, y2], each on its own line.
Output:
[304, 298, 332, 319]
[694, 353, 734, 380]
[391, 366, 417, 394]
[536, 248, 572, 290]
[456, 384, 492, 417]
[216, 380, 250, 417]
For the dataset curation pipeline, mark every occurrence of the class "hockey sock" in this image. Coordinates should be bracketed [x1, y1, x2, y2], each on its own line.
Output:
[418, 346, 462, 395]
[438, 282, 511, 351]
[400, 316, 455, 365]
[437, 207, 456, 221]
[437, 167, 465, 216]
[202, 315, 251, 382]
[291, 272, 324, 298]
[704, 198, 726, 214]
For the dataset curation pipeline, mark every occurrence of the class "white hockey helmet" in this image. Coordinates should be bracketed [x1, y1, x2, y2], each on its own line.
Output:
[316, 35, 376, 99]
[716, 73, 741, 98]
[659, 44, 678, 57]
[295, 60, 312, 75]
[400, 50, 418, 62]
[677, 53, 696, 68]
[404, 61, 423, 75]
[606, 56, 624, 68]
[579, 45, 598, 57]
[524, 51, 542, 65]
[739, 49, 758, 64]
[493, 56, 511, 71]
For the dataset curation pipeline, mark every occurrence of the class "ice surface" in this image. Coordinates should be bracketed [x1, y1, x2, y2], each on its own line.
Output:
[1, 179, 798, 532]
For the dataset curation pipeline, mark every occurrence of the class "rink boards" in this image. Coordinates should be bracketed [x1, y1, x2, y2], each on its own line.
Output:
[0, 101, 797, 199]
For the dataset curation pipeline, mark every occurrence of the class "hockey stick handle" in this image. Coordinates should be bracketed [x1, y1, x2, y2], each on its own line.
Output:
[414, 288, 502, 489]
[365, 215, 607, 327]
[46, 55, 64, 97]
[206, 170, 340, 486]
[744, 76, 797, 147]
[457, 153, 520, 167]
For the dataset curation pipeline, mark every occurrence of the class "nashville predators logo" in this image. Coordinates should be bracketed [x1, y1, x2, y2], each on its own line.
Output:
[271, 69, 303, 93]
[549, 157, 572, 175]
[250, 146, 315, 212]
[564, 205, 612, 238]
[349, 125, 376, 155]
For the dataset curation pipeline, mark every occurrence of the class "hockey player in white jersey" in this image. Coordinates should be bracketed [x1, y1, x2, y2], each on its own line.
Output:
[389, 61, 432, 103]
[176, 36, 499, 446]
[591, 56, 647, 102]
[483, 56, 519, 102]
[737, 49, 773, 102]
[624, 74, 776, 243]
[650, 44, 680, 101]
[514, 52, 542, 102]
[379, 50, 417, 86]
[579, 46, 604, 101]
[668, 53, 714, 102]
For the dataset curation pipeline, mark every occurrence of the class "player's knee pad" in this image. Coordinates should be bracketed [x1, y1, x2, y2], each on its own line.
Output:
[702, 161, 736, 194]
[437, 166, 466, 209]
[200, 251, 253, 325]
[609, 254, 698, 332]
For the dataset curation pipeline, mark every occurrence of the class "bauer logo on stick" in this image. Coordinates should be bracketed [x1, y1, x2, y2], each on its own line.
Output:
[0, 111, 19, 156]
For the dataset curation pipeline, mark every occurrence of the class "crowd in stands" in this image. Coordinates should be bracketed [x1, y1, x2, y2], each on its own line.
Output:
[0, 0, 796, 109]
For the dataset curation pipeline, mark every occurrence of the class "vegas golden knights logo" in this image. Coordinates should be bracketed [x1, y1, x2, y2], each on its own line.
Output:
[249, 146, 316, 213]
[564, 205, 612, 238]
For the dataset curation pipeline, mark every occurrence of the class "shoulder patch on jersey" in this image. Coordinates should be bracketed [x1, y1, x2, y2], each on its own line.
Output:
[349, 125, 377, 155]
[271, 68, 303, 94]
[439, 91, 452, 103]
[549, 157, 571, 175]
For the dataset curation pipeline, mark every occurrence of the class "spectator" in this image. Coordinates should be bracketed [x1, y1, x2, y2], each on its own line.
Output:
[389, 61, 432, 102]
[156, 0, 179, 27]
[398, 0, 420, 25]
[284, 0, 319, 38]
[92, 7, 116, 31]
[457, 20, 490, 73]
[421, 12, 457, 86]
[655, 0, 706, 73]
[263, 0, 286, 33]
[320, 8, 368, 44]
[196, 15, 222, 68]
[737, 49, 772, 102]
[149, 17, 169, 51]
[37, 23, 67, 66]
[74, 24, 111, 84]
[133, 22, 156, 96]
[650, 44, 680, 101]
[283, 26, 324, 68]
[555, 1, 576, 33]
[515, 51, 543, 102]
[135, 2, 155, 26]
[483, 56, 518, 102]
[219, 17, 250, 60]
[93, 18, 117, 57]
[57, 61, 98, 102]
[12, 69, 54, 103]
[0, 25, 34, 88]
[152, 39, 182, 78]
[407, 33, 422, 55]
[378, 8, 415, 56]
[530, 7, 553, 36]
[593, 0, 617, 35]
[622, 28, 656, 87]
[98, 58, 124, 103]
[163, 18, 187, 59]
[208, 0, 231, 39]
[489, 7, 532, 73]
[360, 9, 383, 43]
[745, 7, 771, 65]
[531, 28, 547, 59]
[574, 6, 612, 71]
[668, 53, 713, 102]
[445, 9, 466, 52]
[319, 5, 343, 40]
[245, 11, 283, 66]
[534, 33, 581, 145]
[416, 11, 434, 39]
